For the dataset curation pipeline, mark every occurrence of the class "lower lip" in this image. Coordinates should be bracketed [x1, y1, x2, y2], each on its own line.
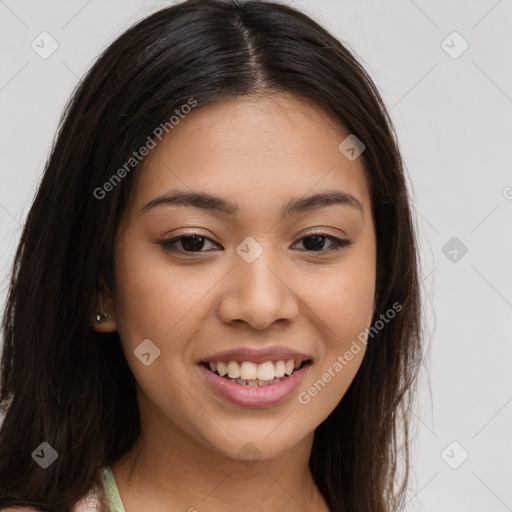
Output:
[197, 362, 312, 408]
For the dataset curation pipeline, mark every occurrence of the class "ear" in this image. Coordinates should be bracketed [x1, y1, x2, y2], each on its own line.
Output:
[90, 279, 117, 333]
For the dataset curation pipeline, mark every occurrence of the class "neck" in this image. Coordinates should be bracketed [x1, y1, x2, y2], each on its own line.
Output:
[110, 397, 329, 511]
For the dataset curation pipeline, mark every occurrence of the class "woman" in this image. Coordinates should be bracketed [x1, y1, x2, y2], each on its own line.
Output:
[0, 0, 423, 510]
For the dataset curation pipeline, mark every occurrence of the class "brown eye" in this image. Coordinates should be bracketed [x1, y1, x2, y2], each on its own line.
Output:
[293, 234, 352, 253]
[159, 232, 352, 255]
[159, 234, 220, 253]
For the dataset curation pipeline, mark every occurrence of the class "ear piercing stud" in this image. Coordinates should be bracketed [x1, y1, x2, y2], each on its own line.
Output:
[95, 313, 108, 323]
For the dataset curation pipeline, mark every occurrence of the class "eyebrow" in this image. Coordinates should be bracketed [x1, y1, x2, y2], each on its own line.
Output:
[141, 189, 363, 220]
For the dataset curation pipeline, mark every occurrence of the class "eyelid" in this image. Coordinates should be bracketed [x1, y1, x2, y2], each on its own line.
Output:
[300, 226, 347, 238]
[157, 229, 352, 255]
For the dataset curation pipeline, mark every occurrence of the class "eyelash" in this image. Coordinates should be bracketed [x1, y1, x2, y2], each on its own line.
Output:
[158, 231, 352, 255]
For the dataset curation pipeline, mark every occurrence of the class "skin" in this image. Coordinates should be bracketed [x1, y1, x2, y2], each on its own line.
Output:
[92, 92, 377, 512]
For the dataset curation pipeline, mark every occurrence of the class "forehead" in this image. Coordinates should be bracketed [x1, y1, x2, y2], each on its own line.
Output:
[129, 93, 371, 220]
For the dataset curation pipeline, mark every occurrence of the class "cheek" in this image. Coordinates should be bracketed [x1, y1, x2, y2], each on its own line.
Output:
[112, 239, 204, 350]
[312, 246, 376, 341]
[300, 244, 375, 404]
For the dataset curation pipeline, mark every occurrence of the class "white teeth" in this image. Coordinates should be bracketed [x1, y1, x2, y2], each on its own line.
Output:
[240, 361, 258, 380]
[232, 377, 286, 386]
[207, 358, 307, 382]
[274, 360, 286, 378]
[227, 360, 241, 379]
[216, 361, 228, 377]
[257, 361, 275, 381]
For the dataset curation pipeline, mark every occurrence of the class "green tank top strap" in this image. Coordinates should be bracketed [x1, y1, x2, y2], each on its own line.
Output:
[101, 466, 126, 512]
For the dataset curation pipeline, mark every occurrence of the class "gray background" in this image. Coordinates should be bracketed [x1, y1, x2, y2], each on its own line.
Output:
[1, 1, 511, 510]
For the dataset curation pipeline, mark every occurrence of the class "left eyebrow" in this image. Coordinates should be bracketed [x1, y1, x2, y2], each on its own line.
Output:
[282, 191, 363, 219]
[140, 189, 364, 220]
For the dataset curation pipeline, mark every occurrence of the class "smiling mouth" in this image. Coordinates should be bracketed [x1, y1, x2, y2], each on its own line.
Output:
[201, 359, 313, 387]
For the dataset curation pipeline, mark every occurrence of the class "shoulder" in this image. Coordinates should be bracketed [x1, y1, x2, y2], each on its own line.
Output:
[2, 509, 40, 511]
[1, 486, 103, 512]
[1, 468, 108, 512]
[2, 508, 40, 511]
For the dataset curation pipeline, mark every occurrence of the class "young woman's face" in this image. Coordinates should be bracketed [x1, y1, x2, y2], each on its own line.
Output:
[110, 93, 377, 461]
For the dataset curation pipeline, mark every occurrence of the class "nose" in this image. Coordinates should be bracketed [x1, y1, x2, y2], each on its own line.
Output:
[216, 253, 300, 331]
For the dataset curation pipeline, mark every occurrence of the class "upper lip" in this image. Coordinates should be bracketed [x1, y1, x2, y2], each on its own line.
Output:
[198, 345, 313, 364]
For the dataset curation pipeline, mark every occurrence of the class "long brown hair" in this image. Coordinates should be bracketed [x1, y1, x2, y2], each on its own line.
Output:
[0, 1, 422, 510]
